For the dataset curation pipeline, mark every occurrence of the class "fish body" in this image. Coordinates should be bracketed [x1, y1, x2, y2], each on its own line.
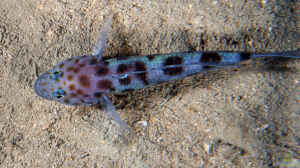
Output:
[34, 14, 300, 130]
[34, 51, 299, 106]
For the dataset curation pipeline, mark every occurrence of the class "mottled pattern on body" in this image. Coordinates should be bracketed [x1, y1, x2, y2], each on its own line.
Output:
[35, 51, 254, 106]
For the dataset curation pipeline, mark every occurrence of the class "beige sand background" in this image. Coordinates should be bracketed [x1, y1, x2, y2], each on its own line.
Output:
[0, 0, 299, 167]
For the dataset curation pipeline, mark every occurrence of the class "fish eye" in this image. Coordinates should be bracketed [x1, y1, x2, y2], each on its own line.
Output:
[50, 71, 64, 81]
[53, 89, 66, 99]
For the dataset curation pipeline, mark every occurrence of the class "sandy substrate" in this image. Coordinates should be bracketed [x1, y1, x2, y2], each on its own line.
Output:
[0, 0, 299, 167]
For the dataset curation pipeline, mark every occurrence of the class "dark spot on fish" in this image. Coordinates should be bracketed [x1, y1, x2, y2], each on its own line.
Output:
[77, 89, 84, 95]
[67, 67, 80, 73]
[147, 55, 156, 61]
[117, 64, 131, 74]
[123, 88, 134, 92]
[89, 58, 98, 65]
[73, 67, 80, 73]
[59, 63, 65, 68]
[119, 76, 131, 85]
[200, 52, 222, 63]
[69, 84, 76, 90]
[97, 80, 115, 91]
[75, 59, 80, 64]
[79, 63, 86, 67]
[202, 65, 216, 70]
[240, 52, 252, 61]
[135, 61, 148, 85]
[95, 66, 109, 76]
[163, 56, 184, 76]
[94, 92, 102, 98]
[70, 93, 77, 98]
[102, 60, 110, 65]
[66, 67, 74, 72]
[67, 75, 74, 81]
[78, 75, 91, 88]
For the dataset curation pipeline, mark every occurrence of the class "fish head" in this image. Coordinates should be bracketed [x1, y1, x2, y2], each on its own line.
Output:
[34, 68, 75, 105]
[34, 56, 103, 105]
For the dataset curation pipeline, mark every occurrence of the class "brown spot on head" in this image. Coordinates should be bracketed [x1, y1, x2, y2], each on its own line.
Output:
[119, 76, 131, 85]
[97, 80, 115, 91]
[74, 59, 80, 64]
[66, 67, 74, 72]
[63, 81, 67, 85]
[94, 92, 102, 98]
[200, 52, 222, 63]
[77, 89, 84, 95]
[79, 63, 85, 67]
[67, 75, 74, 81]
[73, 67, 80, 73]
[89, 58, 98, 65]
[163, 56, 184, 76]
[95, 66, 109, 76]
[78, 75, 91, 88]
[117, 64, 131, 74]
[240, 52, 252, 61]
[135, 61, 148, 85]
[59, 63, 65, 68]
[69, 84, 76, 91]
[70, 93, 77, 98]
[147, 55, 156, 61]
[41, 82, 47, 86]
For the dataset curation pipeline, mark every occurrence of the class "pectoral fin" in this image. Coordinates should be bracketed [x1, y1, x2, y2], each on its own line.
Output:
[93, 14, 114, 60]
[100, 94, 131, 132]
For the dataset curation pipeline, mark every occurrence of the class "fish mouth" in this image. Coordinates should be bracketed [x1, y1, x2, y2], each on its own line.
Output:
[34, 72, 53, 100]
